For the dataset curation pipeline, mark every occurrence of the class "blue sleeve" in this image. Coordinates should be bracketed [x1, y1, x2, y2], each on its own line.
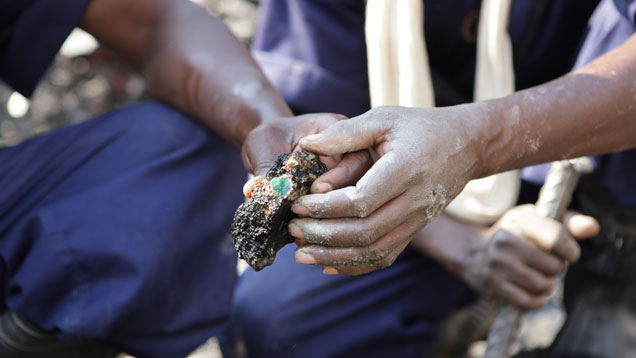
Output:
[613, 0, 636, 24]
[0, 0, 91, 97]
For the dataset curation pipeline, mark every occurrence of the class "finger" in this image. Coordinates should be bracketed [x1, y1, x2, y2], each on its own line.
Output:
[517, 213, 581, 262]
[494, 281, 548, 310]
[292, 151, 410, 219]
[289, 113, 347, 152]
[563, 211, 600, 239]
[311, 150, 374, 193]
[550, 231, 581, 262]
[243, 123, 289, 176]
[242, 175, 260, 198]
[501, 257, 556, 295]
[294, 217, 421, 269]
[241, 144, 254, 174]
[299, 110, 390, 156]
[492, 229, 566, 276]
[324, 242, 410, 275]
[289, 192, 416, 246]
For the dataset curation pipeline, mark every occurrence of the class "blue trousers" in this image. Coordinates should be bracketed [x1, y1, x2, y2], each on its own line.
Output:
[226, 245, 476, 358]
[0, 102, 246, 357]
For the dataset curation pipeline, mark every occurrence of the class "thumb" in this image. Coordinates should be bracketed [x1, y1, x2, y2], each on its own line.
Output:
[242, 175, 260, 198]
[242, 130, 288, 177]
[299, 111, 390, 156]
[563, 211, 600, 240]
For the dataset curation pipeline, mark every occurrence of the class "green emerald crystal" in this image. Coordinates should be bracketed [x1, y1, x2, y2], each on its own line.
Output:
[271, 176, 292, 197]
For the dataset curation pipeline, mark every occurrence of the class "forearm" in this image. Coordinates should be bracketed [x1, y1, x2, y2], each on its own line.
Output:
[472, 33, 636, 178]
[81, 0, 291, 149]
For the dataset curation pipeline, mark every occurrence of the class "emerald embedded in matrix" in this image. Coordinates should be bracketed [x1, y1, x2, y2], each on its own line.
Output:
[271, 176, 292, 197]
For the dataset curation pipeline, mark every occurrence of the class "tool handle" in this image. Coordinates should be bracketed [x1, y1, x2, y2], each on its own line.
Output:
[484, 158, 592, 358]
[535, 160, 584, 221]
[484, 305, 523, 358]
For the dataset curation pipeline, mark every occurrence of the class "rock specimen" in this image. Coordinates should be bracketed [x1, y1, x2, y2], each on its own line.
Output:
[231, 151, 328, 271]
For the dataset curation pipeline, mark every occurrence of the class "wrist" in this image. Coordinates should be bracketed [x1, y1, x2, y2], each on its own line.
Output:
[459, 99, 517, 179]
[234, 81, 292, 143]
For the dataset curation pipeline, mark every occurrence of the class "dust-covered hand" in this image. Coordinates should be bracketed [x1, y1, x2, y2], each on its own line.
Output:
[459, 205, 599, 309]
[290, 105, 483, 275]
[241, 113, 373, 197]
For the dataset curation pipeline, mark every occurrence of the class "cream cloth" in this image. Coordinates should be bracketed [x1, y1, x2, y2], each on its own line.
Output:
[365, 0, 519, 225]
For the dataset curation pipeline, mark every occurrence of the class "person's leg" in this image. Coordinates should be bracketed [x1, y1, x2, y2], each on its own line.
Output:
[226, 245, 475, 358]
[0, 101, 246, 357]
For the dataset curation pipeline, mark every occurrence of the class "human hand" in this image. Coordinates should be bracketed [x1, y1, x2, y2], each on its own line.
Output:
[241, 113, 373, 197]
[290, 105, 483, 275]
[458, 204, 599, 309]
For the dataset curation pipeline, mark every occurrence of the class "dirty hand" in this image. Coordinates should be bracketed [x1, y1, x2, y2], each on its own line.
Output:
[290, 105, 481, 275]
[460, 204, 599, 309]
[241, 113, 373, 197]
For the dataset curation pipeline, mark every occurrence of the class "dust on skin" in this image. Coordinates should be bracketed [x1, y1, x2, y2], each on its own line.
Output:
[424, 184, 449, 220]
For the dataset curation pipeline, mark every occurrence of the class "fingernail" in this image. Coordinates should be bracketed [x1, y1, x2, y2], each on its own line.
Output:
[322, 267, 339, 275]
[243, 176, 262, 198]
[295, 250, 316, 265]
[242, 182, 253, 198]
[312, 182, 332, 193]
[243, 188, 252, 198]
[301, 134, 322, 143]
[288, 222, 304, 238]
[291, 204, 309, 216]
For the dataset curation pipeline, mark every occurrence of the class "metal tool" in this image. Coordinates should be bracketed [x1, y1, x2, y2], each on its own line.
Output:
[484, 157, 594, 358]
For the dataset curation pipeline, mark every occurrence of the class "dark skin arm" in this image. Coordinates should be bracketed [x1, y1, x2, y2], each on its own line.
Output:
[80, 0, 372, 179]
[80, 0, 288, 156]
[290, 33, 636, 275]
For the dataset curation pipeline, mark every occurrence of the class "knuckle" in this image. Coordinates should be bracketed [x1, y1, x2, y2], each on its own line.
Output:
[517, 270, 534, 284]
[366, 247, 387, 266]
[492, 234, 512, 250]
[543, 258, 565, 275]
[488, 252, 506, 270]
[529, 297, 548, 310]
[518, 300, 533, 310]
[378, 253, 399, 269]
[351, 197, 372, 218]
[527, 276, 551, 294]
[515, 294, 532, 309]
[329, 113, 348, 121]
[539, 278, 556, 293]
[356, 228, 377, 246]
[352, 150, 373, 168]
[552, 260, 566, 274]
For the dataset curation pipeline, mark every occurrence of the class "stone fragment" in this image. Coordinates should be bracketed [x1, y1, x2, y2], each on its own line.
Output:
[231, 151, 327, 271]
